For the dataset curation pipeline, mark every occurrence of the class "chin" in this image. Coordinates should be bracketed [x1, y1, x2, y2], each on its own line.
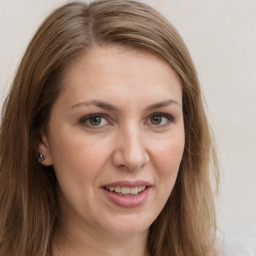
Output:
[101, 214, 152, 238]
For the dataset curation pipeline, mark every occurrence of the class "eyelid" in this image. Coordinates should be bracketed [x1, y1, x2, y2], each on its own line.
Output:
[79, 113, 111, 128]
[79, 112, 174, 129]
[146, 112, 174, 126]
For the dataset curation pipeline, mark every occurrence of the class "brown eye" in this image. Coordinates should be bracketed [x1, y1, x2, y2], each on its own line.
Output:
[89, 116, 102, 126]
[150, 115, 162, 125]
[147, 113, 173, 127]
[80, 114, 109, 128]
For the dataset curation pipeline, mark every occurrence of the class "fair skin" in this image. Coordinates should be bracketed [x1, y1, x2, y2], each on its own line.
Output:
[39, 45, 185, 256]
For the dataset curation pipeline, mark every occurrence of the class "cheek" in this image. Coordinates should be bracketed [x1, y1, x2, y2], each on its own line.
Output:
[49, 132, 110, 203]
[153, 135, 185, 177]
[150, 136, 184, 217]
[48, 127, 112, 180]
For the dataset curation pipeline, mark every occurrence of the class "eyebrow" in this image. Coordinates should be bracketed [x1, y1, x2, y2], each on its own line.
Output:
[71, 99, 181, 111]
[71, 100, 119, 112]
[145, 99, 181, 111]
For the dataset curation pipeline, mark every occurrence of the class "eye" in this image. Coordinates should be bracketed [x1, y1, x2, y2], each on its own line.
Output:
[80, 114, 109, 128]
[147, 113, 173, 127]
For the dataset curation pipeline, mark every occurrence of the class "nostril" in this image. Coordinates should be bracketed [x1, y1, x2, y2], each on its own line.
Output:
[111, 133, 150, 171]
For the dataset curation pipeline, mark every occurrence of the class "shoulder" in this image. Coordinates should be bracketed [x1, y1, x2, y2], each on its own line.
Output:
[219, 234, 256, 256]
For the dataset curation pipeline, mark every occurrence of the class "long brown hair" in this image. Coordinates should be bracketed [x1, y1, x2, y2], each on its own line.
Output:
[0, 1, 219, 255]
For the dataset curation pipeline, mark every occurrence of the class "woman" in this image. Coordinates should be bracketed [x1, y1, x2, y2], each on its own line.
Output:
[0, 1, 219, 255]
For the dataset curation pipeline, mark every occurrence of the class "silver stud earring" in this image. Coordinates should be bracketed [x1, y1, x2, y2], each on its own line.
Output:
[38, 153, 45, 162]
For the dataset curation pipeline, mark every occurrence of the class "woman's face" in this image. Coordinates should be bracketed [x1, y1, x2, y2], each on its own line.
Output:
[40, 46, 185, 238]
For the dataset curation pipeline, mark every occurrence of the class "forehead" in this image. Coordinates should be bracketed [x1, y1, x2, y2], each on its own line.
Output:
[59, 45, 182, 107]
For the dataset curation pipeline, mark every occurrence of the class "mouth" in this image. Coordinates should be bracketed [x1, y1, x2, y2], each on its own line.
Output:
[101, 181, 152, 207]
[104, 186, 147, 197]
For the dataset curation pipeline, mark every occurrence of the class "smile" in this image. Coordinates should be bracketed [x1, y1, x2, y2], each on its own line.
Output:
[101, 181, 152, 207]
[105, 186, 146, 196]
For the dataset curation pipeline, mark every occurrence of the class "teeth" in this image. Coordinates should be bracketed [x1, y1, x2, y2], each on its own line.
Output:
[130, 187, 138, 194]
[115, 187, 121, 193]
[122, 187, 130, 194]
[106, 186, 146, 195]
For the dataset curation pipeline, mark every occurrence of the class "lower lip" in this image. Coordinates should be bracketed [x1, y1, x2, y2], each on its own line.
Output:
[102, 187, 151, 208]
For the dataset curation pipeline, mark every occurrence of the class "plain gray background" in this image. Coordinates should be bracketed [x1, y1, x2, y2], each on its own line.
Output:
[0, 0, 255, 237]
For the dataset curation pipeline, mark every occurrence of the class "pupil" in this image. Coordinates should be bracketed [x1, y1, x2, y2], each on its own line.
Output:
[151, 115, 162, 125]
[90, 116, 101, 126]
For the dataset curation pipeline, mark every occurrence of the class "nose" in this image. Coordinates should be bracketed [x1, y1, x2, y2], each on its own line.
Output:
[112, 126, 150, 171]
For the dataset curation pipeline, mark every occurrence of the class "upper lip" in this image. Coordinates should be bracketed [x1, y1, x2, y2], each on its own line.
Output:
[101, 180, 152, 188]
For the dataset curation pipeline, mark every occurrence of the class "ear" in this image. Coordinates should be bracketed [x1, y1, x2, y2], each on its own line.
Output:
[38, 135, 53, 166]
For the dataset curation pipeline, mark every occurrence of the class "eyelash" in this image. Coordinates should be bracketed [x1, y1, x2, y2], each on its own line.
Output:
[79, 113, 109, 128]
[79, 112, 174, 129]
[146, 112, 174, 127]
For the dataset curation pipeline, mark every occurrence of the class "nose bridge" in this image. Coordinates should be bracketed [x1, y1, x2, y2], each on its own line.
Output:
[113, 122, 149, 171]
